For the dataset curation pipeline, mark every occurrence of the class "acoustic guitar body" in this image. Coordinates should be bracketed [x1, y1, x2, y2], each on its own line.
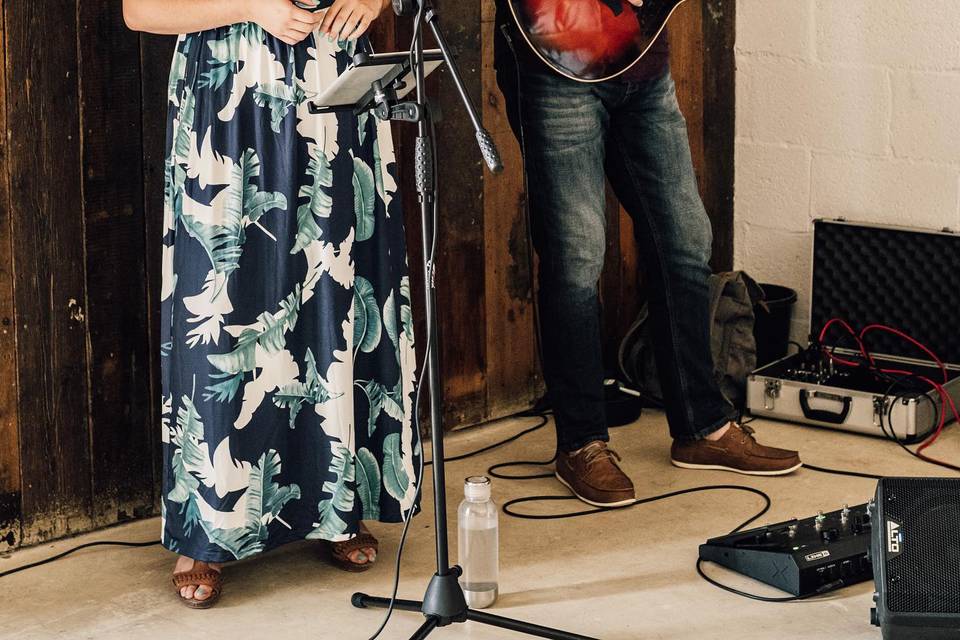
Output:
[507, 0, 687, 82]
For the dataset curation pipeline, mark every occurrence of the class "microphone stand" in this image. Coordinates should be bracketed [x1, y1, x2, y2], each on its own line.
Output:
[343, 2, 597, 638]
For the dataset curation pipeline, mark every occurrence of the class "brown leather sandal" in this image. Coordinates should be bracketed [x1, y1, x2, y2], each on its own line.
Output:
[326, 525, 379, 573]
[172, 563, 223, 609]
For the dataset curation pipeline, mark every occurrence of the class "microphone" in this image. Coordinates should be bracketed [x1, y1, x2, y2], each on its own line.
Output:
[476, 130, 504, 174]
[392, 0, 505, 176]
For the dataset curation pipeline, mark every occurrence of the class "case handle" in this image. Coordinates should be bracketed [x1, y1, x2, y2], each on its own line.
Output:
[799, 390, 852, 424]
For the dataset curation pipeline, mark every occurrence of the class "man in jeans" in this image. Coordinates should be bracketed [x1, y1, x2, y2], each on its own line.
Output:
[494, 2, 802, 507]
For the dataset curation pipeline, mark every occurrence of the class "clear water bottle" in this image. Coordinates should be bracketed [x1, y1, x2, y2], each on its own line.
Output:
[458, 475, 499, 608]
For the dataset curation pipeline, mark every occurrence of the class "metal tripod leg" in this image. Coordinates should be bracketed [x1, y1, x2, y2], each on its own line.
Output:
[352, 592, 599, 640]
[466, 609, 598, 640]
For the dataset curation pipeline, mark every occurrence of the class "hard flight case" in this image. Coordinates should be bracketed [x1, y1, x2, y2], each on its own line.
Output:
[746, 219, 960, 442]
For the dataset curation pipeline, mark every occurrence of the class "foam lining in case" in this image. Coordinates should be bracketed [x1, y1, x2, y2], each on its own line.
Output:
[811, 219, 960, 365]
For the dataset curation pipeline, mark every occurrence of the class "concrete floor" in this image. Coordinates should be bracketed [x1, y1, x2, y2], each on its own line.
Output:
[2, 411, 956, 640]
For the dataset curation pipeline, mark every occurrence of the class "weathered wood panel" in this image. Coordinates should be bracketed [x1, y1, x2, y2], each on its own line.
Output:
[431, 0, 488, 428]
[380, 2, 496, 431]
[702, 0, 736, 272]
[77, 0, 156, 528]
[5, 0, 95, 543]
[671, 3, 706, 186]
[0, 0, 22, 553]
[480, 2, 541, 419]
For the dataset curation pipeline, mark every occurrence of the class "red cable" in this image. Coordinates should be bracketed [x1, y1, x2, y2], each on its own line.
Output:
[860, 323, 948, 383]
[818, 319, 958, 471]
[818, 318, 871, 367]
[856, 324, 952, 456]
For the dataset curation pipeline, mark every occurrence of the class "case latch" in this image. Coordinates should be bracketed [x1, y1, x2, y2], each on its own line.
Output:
[873, 396, 890, 427]
[764, 380, 782, 410]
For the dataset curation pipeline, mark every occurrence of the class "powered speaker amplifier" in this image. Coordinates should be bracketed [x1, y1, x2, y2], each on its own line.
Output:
[871, 477, 960, 640]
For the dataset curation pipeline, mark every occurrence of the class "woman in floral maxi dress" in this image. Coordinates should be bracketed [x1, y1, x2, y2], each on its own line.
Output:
[124, 0, 420, 608]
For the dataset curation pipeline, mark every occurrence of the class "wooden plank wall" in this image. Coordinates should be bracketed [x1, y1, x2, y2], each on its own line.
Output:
[0, 0, 734, 549]
[4, 1, 96, 544]
[77, 0, 156, 530]
[0, 0, 19, 550]
[0, 1, 157, 549]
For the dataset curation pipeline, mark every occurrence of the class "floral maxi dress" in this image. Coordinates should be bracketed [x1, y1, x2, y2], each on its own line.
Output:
[159, 20, 420, 563]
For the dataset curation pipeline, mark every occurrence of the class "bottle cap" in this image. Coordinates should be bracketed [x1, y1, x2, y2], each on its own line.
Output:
[464, 475, 491, 501]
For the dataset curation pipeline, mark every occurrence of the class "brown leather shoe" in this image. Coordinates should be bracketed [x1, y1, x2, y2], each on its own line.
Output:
[671, 423, 802, 476]
[556, 441, 636, 507]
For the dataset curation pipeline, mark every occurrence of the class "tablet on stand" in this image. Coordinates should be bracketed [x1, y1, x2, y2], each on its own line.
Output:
[307, 50, 444, 116]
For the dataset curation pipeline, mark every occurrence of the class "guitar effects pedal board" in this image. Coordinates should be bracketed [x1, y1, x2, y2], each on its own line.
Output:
[699, 503, 874, 597]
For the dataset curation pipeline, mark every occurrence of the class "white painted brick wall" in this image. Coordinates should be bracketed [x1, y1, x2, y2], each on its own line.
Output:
[734, 0, 960, 341]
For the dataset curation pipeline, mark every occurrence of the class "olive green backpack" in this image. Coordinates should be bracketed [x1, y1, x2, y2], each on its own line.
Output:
[617, 271, 764, 409]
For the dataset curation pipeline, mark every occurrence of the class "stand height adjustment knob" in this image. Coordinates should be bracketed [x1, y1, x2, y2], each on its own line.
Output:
[392, 0, 418, 17]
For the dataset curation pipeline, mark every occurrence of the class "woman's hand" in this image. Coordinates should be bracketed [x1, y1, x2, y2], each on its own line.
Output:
[245, 0, 325, 45]
[318, 0, 387, 42]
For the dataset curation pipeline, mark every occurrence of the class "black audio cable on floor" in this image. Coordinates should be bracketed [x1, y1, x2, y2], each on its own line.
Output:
[426, 409, 896, 604]
[0, 540, 161, 579]
[0, 408, 889, 606]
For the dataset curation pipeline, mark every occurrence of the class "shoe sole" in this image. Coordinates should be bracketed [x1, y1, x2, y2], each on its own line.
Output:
[670, 459, 803, 476]
[555, 472, 637, 508]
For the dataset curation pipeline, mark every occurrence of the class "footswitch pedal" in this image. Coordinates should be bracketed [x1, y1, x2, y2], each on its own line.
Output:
[699, 503, 873, 596]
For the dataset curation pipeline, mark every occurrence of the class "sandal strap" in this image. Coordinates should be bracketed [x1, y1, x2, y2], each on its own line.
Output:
[330, 532, 379, 560]
[172, 570, 223, 593]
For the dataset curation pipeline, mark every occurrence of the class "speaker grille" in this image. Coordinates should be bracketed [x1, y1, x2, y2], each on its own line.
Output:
[883, 478, 960, 614]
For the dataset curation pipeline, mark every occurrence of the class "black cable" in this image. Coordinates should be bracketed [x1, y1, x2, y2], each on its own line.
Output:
[433, 411, 806, 601]
[803, 464, 882, 480]
[489, 456, 554, 481]
[691, 486, 849, 603]
[695, 558, 844, 603]
[849, 367, 960, 473]
[814, 325, 959, 472]
[419, 406, 805, 601]
[366, 37, 437, 637]
[496, 467, 826, 602]
[502, 485, 770, 525]
[435, 409, 886, 603]
[879, 375, 960, 473]
[427, 412, 551, 467]
[0, 540, 161, 579]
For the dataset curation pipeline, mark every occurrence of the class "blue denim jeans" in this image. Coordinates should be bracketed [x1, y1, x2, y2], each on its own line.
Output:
[494, 25, 738, 451]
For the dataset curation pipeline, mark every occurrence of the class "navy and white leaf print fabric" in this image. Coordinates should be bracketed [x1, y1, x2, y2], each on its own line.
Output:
[160, 19, 420, 563]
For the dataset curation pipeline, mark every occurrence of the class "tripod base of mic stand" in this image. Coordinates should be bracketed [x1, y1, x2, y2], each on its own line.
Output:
[353, 570, 599, 640]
